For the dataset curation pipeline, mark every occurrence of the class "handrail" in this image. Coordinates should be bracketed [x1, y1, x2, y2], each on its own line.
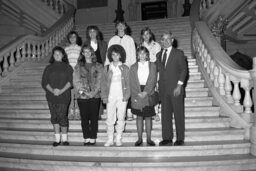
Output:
[0, 7, 75, 79]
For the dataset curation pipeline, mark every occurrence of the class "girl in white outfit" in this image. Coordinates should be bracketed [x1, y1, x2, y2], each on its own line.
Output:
[101, 44, 130, 146]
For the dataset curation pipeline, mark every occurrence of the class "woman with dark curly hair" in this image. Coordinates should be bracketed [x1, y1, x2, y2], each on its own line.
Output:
[41, 46, 73, 147]
[84, 25, 107, 64]
[101, 44, 130, 147]
[73, 44, 103, 145]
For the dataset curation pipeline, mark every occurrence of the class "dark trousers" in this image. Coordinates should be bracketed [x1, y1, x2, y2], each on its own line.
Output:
[77, 98, 100, 139]
[161, 94, 185, 141]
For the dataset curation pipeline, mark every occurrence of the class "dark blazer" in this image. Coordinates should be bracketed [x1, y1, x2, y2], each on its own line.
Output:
[130, 62, 157, 111]
[156, 47, 187, 99]
[84, 40, 107, 63]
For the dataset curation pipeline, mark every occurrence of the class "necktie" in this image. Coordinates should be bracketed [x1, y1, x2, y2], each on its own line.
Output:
[162, 49, 167, 67]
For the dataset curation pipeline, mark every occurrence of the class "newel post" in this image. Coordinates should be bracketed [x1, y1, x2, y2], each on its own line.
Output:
[249, 57, 256, 156]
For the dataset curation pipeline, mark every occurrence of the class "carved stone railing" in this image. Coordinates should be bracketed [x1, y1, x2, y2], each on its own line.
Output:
[0, 8, 74, 80]
[191, 0, 256, 156]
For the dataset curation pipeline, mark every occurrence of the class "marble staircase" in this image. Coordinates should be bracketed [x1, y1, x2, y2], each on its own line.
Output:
[0, 17, 256, 170]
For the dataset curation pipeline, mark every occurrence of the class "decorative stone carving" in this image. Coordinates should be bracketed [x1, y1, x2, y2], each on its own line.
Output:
[210, 15, 228, 37]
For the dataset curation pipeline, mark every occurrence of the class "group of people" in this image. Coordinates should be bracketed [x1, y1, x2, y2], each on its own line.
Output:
[41, 20, 188, 147]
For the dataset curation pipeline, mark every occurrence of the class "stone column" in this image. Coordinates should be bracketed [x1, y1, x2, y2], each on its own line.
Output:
[249, 57, 256, 156]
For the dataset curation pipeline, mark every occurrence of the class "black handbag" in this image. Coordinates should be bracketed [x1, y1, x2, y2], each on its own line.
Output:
[148, 91, 159, 106]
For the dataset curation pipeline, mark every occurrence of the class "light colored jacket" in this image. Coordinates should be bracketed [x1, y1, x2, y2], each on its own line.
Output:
[101, 63, 130, 101]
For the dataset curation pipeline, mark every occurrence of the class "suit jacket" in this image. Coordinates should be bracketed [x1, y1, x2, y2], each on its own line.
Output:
[130, 62, 157, 110]
[156, 47, 188, 99]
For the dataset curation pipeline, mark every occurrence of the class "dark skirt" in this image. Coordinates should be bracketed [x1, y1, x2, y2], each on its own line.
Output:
[131, 85, 156, 117]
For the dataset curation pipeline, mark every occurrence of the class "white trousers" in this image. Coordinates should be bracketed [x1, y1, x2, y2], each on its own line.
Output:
[106, 97, 127, 141]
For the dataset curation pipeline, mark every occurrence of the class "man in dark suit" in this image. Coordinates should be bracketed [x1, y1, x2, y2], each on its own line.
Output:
[156, 31, 188, 146]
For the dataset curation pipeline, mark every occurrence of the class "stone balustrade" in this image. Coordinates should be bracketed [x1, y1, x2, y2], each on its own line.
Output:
[0, 9, 74, 79]
[192, 21, 256, 155]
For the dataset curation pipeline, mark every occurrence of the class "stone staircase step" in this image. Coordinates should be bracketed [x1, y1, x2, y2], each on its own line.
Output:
[0, 116, 230, 130]
[0, 98, 213, 108]
[1, 154, 256, 170]
[0, 140, 250, 158]
[0, 106, 220, 119]
[0, 128, 245, 142]
[186, 80, 205, 88]
[185, 88, 209, 97]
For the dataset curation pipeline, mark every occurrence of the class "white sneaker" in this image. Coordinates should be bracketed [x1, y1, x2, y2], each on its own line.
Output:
[84, 138, 90, 143]
[104, 140, 114, 147]
[116, 140, 123, 146]
[89, 139, 96, 144]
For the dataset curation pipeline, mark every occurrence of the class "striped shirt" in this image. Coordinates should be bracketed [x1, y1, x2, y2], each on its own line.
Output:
[65, 44, 81, 69]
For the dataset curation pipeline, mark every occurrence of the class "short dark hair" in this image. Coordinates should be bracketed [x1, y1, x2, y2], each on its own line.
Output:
[86, 25, 103, 41]
[77, 43, 97, 66]
[140, 27, 155, 43]
[136, 46, 150, 62]
[107, 44, 126, 63]
[67, 31, 81, 45]
[49, 46, 69, 64]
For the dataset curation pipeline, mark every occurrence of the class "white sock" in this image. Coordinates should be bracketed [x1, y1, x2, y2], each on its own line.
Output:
[62, 134, 68, 142]
[55, 133, 60, 142]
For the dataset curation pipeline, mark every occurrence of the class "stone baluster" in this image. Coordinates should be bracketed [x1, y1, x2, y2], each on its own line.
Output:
[48, 37, 53, 52]
[16, 46, 21, 64]
[203, 48, 208, 68]
[9, 50, 15, 71]
[210, 60, 215, 81]
[41, 43, 45, 58]
[218, 67, 225, 95]
[199, 44, 204, 62]
[214, 66, 219, 87]
[232, 79, 241, 106]
[2, 54, 9, 76]
[224, 73, 234, 104]
[45, 40, 49, 56]
[37, 43, 41, 61]
[249, 57, 256, 156]
[241, 79, 253, 123]
[206, 54, 211, 74]
[27, 42, 32, 61]
[31, 41, 36, 60]
[21, 42, 26, 62]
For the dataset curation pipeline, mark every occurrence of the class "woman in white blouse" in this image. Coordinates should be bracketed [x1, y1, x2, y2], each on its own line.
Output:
[139, 27, 161, 62]
[129, 46, 157, 146]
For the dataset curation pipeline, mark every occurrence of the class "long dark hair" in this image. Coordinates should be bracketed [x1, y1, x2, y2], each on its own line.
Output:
[85, 25, 103, 41]
[77, 43, 97, 66]
[114, 20, 131, 36]
[49, 46, 69, 64]
[140, 27, 155, 44]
